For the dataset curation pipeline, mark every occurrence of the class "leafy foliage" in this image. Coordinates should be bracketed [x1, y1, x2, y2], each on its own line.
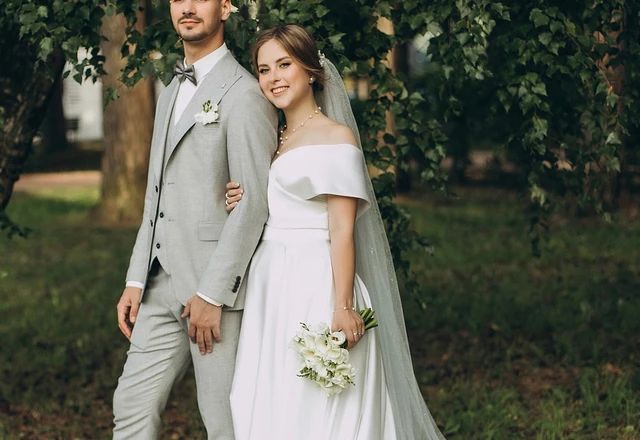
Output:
[425, 0, 638, 241]
[1, 0, 108, 81]
[4, 0, 637, 297]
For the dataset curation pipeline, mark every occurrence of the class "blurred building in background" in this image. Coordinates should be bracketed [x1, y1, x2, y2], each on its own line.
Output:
[62, 70, 103, 141]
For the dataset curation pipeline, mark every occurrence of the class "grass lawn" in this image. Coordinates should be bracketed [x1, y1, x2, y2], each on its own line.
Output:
[0, 185, 638, 439]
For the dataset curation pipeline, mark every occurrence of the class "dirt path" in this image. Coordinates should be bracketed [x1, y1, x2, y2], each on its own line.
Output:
[13, 151, 505, 193]
[14, 171, 101, 192]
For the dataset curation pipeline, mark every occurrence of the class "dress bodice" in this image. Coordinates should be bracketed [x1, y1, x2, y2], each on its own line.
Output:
[265, 144, 371, 231]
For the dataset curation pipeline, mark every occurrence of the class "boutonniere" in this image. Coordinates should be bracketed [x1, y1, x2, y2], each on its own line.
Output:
[194, 100, 219, 125]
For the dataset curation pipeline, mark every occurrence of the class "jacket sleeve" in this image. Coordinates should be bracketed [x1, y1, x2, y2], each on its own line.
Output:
[124, 93, 169, 285]
[124, 156, 156, 285]
[196, 85, 277, 305]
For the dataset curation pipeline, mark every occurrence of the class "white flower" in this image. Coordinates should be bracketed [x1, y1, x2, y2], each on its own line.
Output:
[230, 4, 239, 13]
[300, 348, 322, 367]
[331, 373, 348, 388]
[302, 330, 319, 350]
[289, 335, 303, 350]
[194, 100, 219, 125]
[325, 345, 345, 362]
[324, 383, 343, 396]
[309, 322, 330, 334]
[329, 331, 346, 347]
[314, 334, 331, 355]
[316, 364, 329, 379]
[335, 362, 356, 378]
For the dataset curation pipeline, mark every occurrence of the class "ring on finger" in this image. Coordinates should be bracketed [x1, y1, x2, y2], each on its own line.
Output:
[225, 199, 230, 206]
[225, 192, 230, 199]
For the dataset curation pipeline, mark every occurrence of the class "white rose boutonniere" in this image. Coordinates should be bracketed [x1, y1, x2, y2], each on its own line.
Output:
[194, 100, 219, 125]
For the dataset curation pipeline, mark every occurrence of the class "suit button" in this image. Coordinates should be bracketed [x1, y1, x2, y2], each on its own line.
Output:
[155, 185, 159, 192]
[232, 287, 238, 293]
[159, 212, 164, 218]
[156, 243, 161, 249]
[236, 276, 241, 281]
[150, 220, 154, 227]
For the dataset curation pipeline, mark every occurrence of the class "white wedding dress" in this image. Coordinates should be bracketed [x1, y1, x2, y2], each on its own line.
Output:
[230, 143, 398, 440]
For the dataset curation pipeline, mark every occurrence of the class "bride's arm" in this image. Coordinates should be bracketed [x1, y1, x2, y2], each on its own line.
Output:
[327, 195, 365, 349]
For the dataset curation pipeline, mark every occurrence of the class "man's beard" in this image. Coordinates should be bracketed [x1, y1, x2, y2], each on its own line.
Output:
[179, 30, 210, 42]
[177, 15, 209, 42]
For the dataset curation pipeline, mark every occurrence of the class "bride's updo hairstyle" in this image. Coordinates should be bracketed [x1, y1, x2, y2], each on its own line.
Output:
[252, 24, 325, 92]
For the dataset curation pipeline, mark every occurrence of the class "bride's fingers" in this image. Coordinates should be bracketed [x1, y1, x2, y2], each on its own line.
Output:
[226, 188, 243, 198]
[348, 331, 360, 349]
[225, 190, 244, 212]
[227, 191, 243, 202]
[225, 181, 240, 190]
[224, 187, 244, 213]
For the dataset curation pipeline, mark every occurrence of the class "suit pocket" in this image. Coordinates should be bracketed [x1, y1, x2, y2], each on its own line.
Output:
[198, 221, 225, 241]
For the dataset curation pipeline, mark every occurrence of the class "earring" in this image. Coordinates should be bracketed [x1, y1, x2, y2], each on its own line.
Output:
[309, 77, 315, 84]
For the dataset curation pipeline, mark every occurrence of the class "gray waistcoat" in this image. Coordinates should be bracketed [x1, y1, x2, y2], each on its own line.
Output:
[149, 114, 175, 273]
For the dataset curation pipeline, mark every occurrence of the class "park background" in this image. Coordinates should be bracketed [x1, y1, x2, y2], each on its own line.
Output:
[1, 0, 639, 438]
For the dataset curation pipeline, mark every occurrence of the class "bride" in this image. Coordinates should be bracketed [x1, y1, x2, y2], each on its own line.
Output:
[227, 24, 445, 440]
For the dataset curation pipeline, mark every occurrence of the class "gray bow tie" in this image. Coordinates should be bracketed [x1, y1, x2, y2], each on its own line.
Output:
[174, 59, 197, 86]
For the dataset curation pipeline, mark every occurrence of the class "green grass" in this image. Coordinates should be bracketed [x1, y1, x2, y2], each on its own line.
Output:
[1, 185, 638, 439]
[402, 187, 640, 439]
[0, 189, 203, 439]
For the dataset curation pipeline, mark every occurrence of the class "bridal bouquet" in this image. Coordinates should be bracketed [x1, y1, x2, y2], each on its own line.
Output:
[289, 308, 378, 396]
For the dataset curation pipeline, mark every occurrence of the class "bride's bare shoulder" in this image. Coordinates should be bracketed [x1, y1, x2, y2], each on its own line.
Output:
[316, 120, 358, 146]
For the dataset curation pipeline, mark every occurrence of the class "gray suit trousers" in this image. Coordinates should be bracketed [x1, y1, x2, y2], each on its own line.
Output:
[113, 263, 241, 439]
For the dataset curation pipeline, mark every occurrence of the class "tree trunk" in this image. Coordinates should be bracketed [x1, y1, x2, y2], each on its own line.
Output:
[393, 42, 413, 193]
[609, 9, 631, 211]
[0, 23, 65, 235]
[596, 8, 629, 211]
[97, 3, 155, 225]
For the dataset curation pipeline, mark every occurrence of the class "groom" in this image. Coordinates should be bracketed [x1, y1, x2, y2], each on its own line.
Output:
[112, 0, 277, 438]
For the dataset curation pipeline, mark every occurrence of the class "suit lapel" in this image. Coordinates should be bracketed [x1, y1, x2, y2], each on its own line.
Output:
[168, 52, 243, 159]
[153, 79, 180, 180]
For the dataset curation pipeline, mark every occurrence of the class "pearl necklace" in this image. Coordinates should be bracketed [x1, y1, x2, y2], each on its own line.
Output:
[276, 106, 322, 155]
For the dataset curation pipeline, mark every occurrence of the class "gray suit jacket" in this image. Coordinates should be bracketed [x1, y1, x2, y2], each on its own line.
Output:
[126, 52, 277, 309]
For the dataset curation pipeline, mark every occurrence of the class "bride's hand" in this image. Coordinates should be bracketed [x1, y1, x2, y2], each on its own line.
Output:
[225, 181, 244, 212]
[332, 309, 365, 350]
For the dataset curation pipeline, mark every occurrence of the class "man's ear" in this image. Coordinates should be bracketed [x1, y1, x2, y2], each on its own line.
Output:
[220, 0, 232, 22]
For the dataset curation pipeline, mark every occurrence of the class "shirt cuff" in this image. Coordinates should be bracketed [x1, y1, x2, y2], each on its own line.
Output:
[126, 281, 145, 290]
[197, 292, 223, 307]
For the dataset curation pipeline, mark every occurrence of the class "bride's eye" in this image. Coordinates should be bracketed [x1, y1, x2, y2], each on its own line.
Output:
[280, 62, 290, 69]
[258, 68, 269, 75]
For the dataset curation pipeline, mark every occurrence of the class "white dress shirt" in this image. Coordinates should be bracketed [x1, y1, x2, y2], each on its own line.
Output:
[126, 44, 230, 307]
[174, 44, 229, 123]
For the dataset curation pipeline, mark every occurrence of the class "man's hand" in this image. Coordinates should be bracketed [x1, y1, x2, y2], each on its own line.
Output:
[181, 295, 222, 355]
[117, 286, 143, 339]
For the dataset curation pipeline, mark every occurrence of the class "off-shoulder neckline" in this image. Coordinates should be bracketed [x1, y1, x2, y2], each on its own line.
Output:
[270, 143, 360, 168]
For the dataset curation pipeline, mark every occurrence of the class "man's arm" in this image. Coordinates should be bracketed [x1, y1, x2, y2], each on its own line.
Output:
[198, 87, 277, 304]
[184, 85, 277, 354]
[117, 119, 160, 339]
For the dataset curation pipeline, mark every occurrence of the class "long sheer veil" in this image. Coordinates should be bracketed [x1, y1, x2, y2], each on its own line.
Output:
[316, 57, 446, 439]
